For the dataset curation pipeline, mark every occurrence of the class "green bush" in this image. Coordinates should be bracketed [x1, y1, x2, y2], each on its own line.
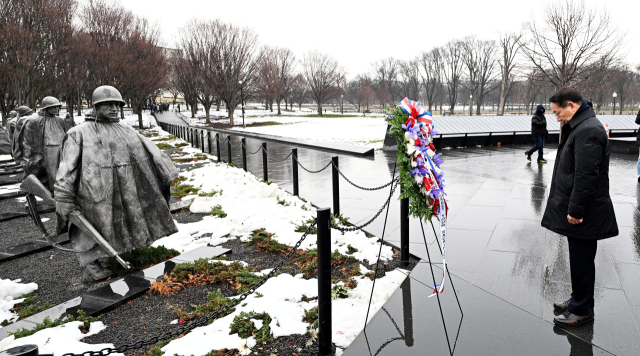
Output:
[179, 289, 234, 323]
[244, 229, 288, 254]
[11, 310, 100, 339]
[210, 205, 227, 218]
[229, 311, 273, 342]
[302, 307, 318, 331]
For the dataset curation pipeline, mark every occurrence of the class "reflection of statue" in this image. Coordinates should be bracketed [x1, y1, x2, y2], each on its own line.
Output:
[54, 86, 179, 280]
[17, 97, 74, 192]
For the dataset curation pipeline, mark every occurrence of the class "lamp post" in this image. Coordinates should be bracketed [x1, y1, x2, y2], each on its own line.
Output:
[469, 94, 473, 116]
[341, 95, 343, 115]
[239, 80, 245, 129]
[612, 92, 617, 115]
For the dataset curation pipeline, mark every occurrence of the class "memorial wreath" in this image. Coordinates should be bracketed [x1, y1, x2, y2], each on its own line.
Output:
[387, 97, 449, 295]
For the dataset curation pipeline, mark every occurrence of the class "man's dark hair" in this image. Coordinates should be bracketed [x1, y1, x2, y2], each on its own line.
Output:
[549, 88, 583, 108]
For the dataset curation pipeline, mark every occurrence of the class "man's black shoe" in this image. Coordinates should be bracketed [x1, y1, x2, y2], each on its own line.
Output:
[525, 151, 532, 161]
[554, 310, 594, 328]
[553, 299, 570, 314]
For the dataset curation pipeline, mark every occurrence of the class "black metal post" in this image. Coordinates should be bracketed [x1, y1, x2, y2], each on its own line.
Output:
[0, 344, 39, 356]
[227, 135, 232, 164]
[292, 148, 299, 196]
[241, 138, 247, 172]
[201, 131, 205, 152]
[208, 133, 212, 154]
[190, 128, 194, 147]
[216, 133, 221, 162]
[262, 142, 268, 181]
[332, 156, 340, 216]
[400, 191, 410, 267]
[317, 207, 332, 356]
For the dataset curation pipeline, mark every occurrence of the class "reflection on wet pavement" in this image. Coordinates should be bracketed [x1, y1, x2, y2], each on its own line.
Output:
[158, 113, 640, 355]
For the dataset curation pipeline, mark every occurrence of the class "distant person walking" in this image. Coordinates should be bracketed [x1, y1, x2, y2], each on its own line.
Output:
[525, 105, 548, 163]
[635, 107, 640, 182]
[177, 104, 181, 113]
[542, 88, 618, 329]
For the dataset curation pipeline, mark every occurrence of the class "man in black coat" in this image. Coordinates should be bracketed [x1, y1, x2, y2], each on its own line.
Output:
[542, 88, 618, 328]
[635, 108, 640, 182]
[525, 105, 548, 163]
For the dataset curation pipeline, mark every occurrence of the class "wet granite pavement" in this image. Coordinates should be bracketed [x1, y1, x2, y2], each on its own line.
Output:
[157, 113, 640, 355]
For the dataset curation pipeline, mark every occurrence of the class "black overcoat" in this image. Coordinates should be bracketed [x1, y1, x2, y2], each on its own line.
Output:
[541, 104, 618, 240]
[531, 112, 548, 137]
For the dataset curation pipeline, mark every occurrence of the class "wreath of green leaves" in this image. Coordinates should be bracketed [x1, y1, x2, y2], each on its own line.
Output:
[387, 105, 435, 222]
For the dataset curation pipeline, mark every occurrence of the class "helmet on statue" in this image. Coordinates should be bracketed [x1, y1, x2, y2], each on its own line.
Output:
[42, 96, 62, 110]
[17, 106, 32, 117]
[9, 110, 17, 118]
[92, 86, 125, 107]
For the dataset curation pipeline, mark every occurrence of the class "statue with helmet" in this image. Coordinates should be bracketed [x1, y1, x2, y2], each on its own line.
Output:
[14, 97, 74, 190]
[10, 106, 33, 159]
[54, 86, 178, 280]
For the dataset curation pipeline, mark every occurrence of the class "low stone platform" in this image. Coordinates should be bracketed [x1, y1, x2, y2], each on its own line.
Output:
[609, 137, 638, 155]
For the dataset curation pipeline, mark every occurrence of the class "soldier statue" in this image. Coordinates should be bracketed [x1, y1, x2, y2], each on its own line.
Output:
[11, 106, 34, 160]
[15, 97, 74, 192]
[54, 86, 179, 280]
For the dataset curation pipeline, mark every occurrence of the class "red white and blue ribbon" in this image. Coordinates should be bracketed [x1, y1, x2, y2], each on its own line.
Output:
[398, 97, 448, 296]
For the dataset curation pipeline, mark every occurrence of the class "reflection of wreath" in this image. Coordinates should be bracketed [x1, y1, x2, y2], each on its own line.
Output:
[387, 98, 446, 220]
[387, 98, 449, 296]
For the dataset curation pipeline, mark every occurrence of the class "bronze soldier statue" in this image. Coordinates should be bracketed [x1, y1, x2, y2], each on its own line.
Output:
[54, 86, 179, 280]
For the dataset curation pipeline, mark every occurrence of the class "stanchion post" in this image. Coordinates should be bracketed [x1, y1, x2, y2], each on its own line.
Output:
[201, 131, 205, 152]
[317, 207, 332, 356]
[262, 142, 268, 181]
[241, 138, 247, 171]
[216, 133, 221, 162]
[227, 135, 232, 163]
[401, 278, 414, 346]
[332, 156, 340, 217]
[400, 190, 410, 267]
[292, 148, 299, 196]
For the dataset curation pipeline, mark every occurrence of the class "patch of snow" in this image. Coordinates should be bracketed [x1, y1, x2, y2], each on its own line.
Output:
[0, 279, 38, 327]
[0, 321, 118, 355]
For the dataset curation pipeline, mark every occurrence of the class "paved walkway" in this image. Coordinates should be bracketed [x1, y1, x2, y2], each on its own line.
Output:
[157, 112, 640, 355]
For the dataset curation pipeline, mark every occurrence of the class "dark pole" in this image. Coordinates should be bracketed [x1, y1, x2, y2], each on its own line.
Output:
[241, 138, 247, 172]
[241, 83, 245, 129]
[262, 142, 268, 181]
[317, 207, 332, 356]
[331, 156, 340, 217]
[216, 133, 221, 162]
[400, 190, 410, 267]
[208, 133, 212, 154]
[292, 148, 299, 196]
[190, 128, 194, 147]
[201, 130, 205, 152]
[227, 135, 232, 164]
[613, 96, 616, 115]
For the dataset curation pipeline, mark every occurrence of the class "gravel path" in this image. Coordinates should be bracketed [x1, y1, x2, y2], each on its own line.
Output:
[0, 211, 205, 308]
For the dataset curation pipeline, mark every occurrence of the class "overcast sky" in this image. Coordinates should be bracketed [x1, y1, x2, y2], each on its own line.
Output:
[122, 0, 638, 78]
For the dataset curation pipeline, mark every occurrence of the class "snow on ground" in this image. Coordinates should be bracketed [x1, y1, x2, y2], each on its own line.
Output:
[181, 109, 389, 150]
[161, 269, 408, 356]
[59, 110, 154, 128]
[0, 279, 38, 328]
[0, 321, 119, 356]
[153, 161, 394, 263]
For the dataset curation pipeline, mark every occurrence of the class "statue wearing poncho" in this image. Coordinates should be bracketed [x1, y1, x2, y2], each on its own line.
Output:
[54, 86, 179, 279]
[16, 99, 73, 191]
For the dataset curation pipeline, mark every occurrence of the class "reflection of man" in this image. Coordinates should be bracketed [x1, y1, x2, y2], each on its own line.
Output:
[541, 88, 618, 328]
[54, 86, 179, 280]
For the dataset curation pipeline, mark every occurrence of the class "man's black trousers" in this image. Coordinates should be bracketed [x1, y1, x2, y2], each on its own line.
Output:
[568, 237, 598, 315]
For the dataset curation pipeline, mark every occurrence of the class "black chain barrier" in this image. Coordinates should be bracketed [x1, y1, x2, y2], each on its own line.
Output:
[294, 155, 333, 174]
[61, 219, 318, 356]
[332, 179, 399, 233]
[242, 142, 264, 155]
[331, 162, 397, 191]
[264, 149, 294, 163]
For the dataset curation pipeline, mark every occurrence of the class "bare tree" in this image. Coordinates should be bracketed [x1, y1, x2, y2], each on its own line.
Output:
[497, 31, 524, 115]
[461, 37, 481, 115]
[418, 47, 445, 113]
[346, 74, 374, 112]
[289, 73, 308, 111]
[521, 0, 625, 89]
[475, 39, 498, 115]
[256, 46, 295, 115]
[398, 59, 421, 101]
[442, 40, 464, 114]
[371, 57, 398, 109]
[612, 66, 635, 114]
[302, 51, 344, 116]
